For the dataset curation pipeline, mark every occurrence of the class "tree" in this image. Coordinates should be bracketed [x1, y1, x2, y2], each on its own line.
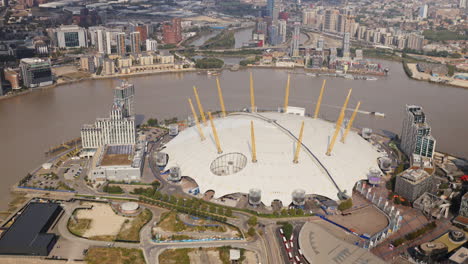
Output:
[247, 216, 258, 227]
[195, 58, 224, 69]
[338, 199, 353, 211]
[247, 227, 256, 237]
[280, 222, 294, 240]
[147, 118, 158, 127]
[226, 209, 233, 217]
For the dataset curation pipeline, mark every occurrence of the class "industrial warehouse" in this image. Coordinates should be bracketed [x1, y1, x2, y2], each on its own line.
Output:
[161, 74, 384, 206]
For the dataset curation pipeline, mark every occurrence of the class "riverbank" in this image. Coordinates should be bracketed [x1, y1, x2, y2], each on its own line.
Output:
[405, 62, 468, 89]
[0, 67, 200, 102]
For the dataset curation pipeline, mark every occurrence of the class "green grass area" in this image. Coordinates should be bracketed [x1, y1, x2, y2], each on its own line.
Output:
[159, 248, 192, 264]
[85, 247, 146, 264]
[423, 30, 468, 41]
[117, 209, 152, 242]
[103, 185, 124, 194]
[67, 218, 92, 237]
[157, 211, 227, 233]
[202, 30, 235, 49]
[57, 181, 75, 191]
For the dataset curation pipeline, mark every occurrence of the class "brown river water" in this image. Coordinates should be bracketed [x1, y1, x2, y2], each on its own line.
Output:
[0, 59, 467, 210]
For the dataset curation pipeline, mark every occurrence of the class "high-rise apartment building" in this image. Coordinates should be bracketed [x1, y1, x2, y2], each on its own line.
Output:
[19, 58, 53, 88]
[146, 39, 158, 51]
[267, 0, 274, 17]
[135, 25, 148, 42]
[302, 9, 316, 26]
[290, 22, 300, 57]
[278, 19, 287, 43]
[162, 18, 182, 44]
[342, 32, 350, 58]
[418, 4, 428, 19]
[81, 82, 136, 149]
[324, 9, 339, 33]
[113, 82, 135, 117]
[460, 0, 467, 8]
[55, 25, 88, 49]
[401, 105, 436, 161]
[116, 32, 126, 56]
[130, 31, 141, 53]
[406, 33, 424, 50]
[267, 24, 279, 46]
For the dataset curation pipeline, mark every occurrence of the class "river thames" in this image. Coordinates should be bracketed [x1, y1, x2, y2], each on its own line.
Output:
[0, 59, 467, 210]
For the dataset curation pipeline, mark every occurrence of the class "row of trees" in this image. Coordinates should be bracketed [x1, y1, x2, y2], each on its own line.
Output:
[141, 191, 233, 217]
[139, 196, 229, 223]
[195, 58, 224, 69]
[392, 222, 437, 247]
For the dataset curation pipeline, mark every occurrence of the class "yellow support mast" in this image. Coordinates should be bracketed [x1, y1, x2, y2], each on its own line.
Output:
[208, 112, 223, 154]
[193, 86, 207, 125]
[216, 77, 227, 117]
[251, 121, 257, 163]
[314, 79, 327, 119]
[250, 72, 256, 112]
[188, 98, 205, 141]
[340, 101, 361, 143]
[293, 121, 305, 164]
[284, 74, 291, 112]
[326, 88, 352, 156]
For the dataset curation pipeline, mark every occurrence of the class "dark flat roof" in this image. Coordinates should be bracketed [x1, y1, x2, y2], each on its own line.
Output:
[0, 202, 62, 256]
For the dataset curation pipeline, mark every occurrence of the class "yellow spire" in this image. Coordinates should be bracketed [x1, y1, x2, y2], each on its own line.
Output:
[250, 72, 256, 112]
[284, 74, 290, 112]
[326, 88, 352, 156]
[216, 77, 226, 117]
[208, 112, 222, 154]
[314, 79, 327, 119]
[188, 98, 205, 141]
[193, 86, 207, 125]
[251, 121, 257, 163]
[341, 101, 361, 143]
[293, 121, 305, 163]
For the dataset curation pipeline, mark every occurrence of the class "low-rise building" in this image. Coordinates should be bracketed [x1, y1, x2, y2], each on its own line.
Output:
[4, 68, 20, 90]
[19, 58, 53, 88]
[89, 143, 144, 182]
[395, 168, 433, 202]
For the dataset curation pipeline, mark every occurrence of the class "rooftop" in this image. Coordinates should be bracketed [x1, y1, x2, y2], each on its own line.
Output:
[164, 112, 382, 205]
[449, 247, 468, 264]
[298, 222, 386, 264]
[99, 145, 133, 166]
[0, 202, 62, 256]
[399, 168, 431, 184]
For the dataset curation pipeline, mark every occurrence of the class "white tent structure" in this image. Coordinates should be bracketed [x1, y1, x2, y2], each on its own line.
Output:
[164, 112, 382, 206]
